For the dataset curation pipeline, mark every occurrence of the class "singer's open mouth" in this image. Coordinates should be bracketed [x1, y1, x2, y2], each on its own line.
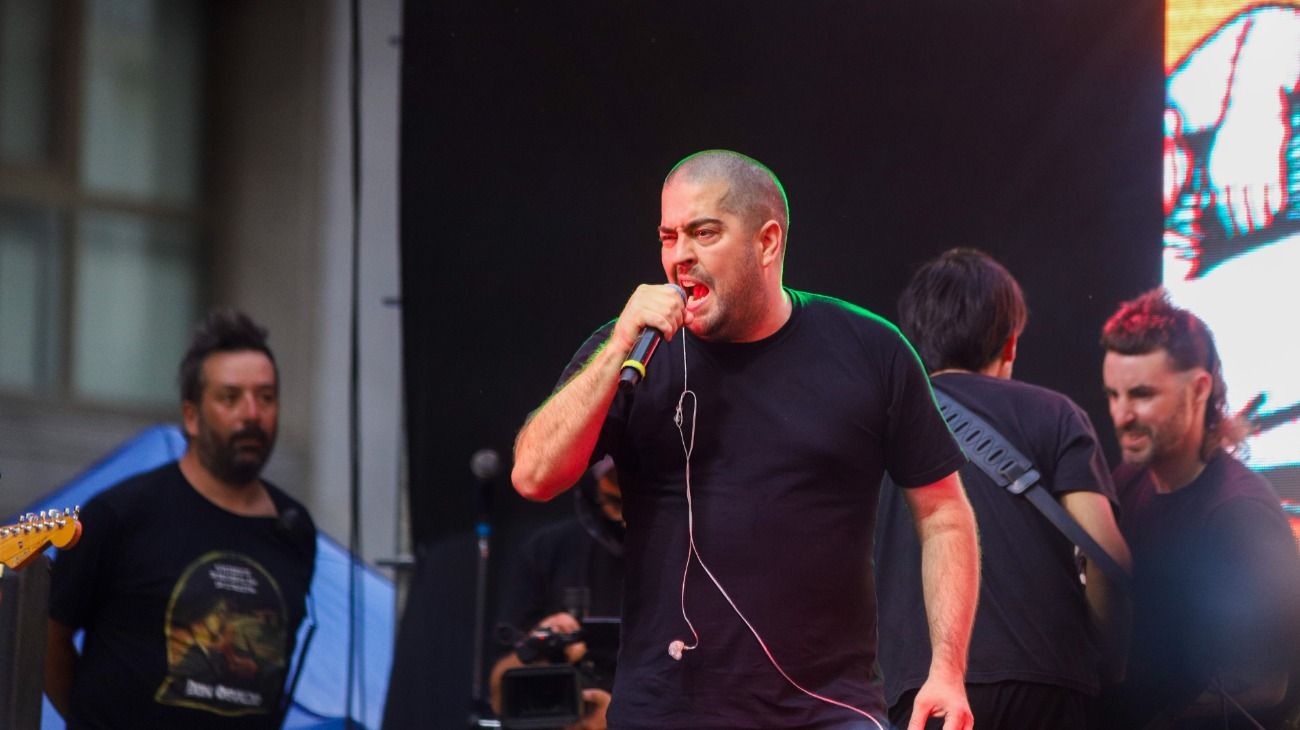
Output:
[679, 278, 710, 309]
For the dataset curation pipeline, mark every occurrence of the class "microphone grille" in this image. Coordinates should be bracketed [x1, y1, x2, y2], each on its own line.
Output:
[470, 448, 501, 481]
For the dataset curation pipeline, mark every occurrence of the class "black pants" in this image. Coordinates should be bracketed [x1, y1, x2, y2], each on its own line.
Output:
[890, 681, 1093, 730]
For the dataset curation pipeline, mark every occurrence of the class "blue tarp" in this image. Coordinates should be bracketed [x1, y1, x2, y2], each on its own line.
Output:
[17, 425, 392, 729]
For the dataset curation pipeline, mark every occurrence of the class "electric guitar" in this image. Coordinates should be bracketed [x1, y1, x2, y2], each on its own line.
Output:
[0, 508, 82, 575]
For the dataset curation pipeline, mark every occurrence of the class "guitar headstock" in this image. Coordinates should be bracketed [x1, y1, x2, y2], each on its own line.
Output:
[0, 508, 82, 572]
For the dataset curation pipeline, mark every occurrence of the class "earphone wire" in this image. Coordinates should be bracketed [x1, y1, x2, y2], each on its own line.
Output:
[671, 330, 883, 730]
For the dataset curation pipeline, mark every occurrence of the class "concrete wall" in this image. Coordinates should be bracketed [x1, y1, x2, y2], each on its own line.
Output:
[311, 0, 406, 568]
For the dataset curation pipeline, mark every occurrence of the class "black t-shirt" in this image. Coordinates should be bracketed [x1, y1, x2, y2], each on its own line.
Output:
[555, 290, 965, 729]
[874, 372, 1116, 707]
[497, 518, 625, 631]
[49, 461, 317, 730]
[1106, 451, 1300, 727]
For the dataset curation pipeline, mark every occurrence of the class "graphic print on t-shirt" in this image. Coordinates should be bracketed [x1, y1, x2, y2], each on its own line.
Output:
[154, 551, 289, 716]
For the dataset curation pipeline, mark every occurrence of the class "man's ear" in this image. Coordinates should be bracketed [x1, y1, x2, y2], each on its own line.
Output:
[757, 220, 783, 268]
[181, 400, 200, 439]
[1191, 368, 1213, 410]
[1001, 333, 1018, 365]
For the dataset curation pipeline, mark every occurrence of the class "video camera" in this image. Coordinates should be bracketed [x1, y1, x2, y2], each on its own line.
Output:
[497, 617, 619, 730]
[512, 625, 585, 665]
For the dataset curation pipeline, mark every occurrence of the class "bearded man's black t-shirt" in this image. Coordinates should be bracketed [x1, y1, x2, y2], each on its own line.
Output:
[49, 462, 316, 730]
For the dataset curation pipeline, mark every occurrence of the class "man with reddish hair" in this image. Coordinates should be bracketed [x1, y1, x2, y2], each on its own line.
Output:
[1099, 289, 1300, 728]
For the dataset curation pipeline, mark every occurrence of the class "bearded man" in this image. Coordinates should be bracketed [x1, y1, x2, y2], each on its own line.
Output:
[1099, 289, 1300, 729]
[46, 310, 316, 730]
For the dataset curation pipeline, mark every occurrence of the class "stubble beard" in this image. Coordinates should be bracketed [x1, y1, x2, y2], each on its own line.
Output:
[1121, 398, 1197, 469]
[693, 250, 767, 343]
[196, 422, 275, 487]
[1119, 428, 1155, 466]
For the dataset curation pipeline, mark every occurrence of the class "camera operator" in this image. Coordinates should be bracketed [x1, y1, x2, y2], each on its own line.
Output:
[490, 457, 624, 729]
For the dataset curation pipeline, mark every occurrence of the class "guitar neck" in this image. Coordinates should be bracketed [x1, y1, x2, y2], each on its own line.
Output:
[0, 508, 82, 572]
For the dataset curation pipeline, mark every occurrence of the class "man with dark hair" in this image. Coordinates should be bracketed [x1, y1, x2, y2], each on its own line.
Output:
[45, 310, 317, 730]
[1099, 289, 1300, 729]
[512, 150, 979, 729]
[876, 248, 1130, 729]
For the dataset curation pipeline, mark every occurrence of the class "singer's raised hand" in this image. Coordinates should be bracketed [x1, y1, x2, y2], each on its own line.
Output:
[610, 283, 691, 354]
[514, 282, 686, 502]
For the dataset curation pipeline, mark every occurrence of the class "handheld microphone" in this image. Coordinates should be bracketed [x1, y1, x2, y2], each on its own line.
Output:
[619, 284, 687, 389]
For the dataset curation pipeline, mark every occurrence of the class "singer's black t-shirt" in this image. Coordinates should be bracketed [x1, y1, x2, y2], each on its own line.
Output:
[554, 289, 966, 729]
[49, 462, 316, 730]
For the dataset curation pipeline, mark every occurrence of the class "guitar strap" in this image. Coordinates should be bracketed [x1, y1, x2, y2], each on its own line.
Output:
[932, 385, 1131, 592]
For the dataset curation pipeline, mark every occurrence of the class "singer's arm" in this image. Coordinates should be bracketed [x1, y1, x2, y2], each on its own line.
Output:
[903, 471, 979, 730]
[513, 341, 626, 501]
[513, 284, 688, 501]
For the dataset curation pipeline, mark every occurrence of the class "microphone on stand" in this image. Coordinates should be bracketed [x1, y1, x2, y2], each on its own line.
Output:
[468, 448, 501, 723]
[470, 448, 500, 535]
[619, 284, 687, 389]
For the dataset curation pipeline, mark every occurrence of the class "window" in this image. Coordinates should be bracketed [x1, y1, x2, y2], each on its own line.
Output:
[0, 0, 205, 406]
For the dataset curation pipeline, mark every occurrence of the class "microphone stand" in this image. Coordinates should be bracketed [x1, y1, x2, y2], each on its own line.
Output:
[469, 514, 491, 724]
[468, 449, 500, 728]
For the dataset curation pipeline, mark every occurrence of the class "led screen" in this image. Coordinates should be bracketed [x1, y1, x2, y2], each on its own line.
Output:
[1164, 0, 1300, 498]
